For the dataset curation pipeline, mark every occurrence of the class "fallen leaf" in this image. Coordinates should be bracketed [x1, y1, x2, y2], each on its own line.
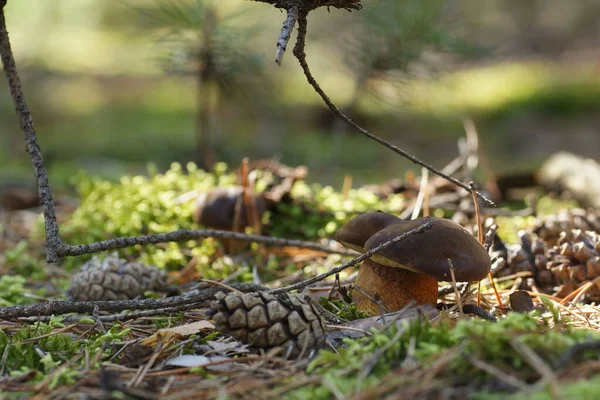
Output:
[165, 355, 235, 371]
[206, 340, 250, 355]
[141, 320, 215, 347]
[509, 290, 535, 313]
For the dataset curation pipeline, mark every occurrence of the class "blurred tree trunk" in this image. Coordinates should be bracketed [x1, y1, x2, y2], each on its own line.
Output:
[197, 9, 217, 171]
[197, 63, 216, 170]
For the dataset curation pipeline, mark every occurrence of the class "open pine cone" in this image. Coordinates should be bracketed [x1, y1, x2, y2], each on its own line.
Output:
[67, 253, 171, 301]
[492, 225, 600, 302]
[209, 291, 327, 357]
[534, 208, 600, 245]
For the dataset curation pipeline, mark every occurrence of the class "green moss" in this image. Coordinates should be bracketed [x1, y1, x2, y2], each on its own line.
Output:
[319, 298, 367, 321]
[56, 162, 234, 272]
[0, 317, 80, 376]
[0, 275, 39, 307]
[268, 180, 404, 239]
[476, 375, 600, 400]
[55, 162, 404, 279]
[2, 241, 47, 281]
[289, 313, 598, 399]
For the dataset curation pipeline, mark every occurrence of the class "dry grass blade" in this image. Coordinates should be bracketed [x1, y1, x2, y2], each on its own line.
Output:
[466, 354, 529, 391]
[510, 339, 563, 399]
[411, 168, 429, 220]
[463, 119, 501, 201]
[197, 278, 244, 295]
[560, 275, 600, 305]
[448, 259, 463, 314]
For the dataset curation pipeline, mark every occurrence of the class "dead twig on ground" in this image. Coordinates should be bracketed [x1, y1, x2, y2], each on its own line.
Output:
[60, 229, 358, 258]
[0, 283, 266, 320]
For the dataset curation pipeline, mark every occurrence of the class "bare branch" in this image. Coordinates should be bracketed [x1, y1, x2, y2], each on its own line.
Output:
[0, 283, 266, 320]
[291, 14, 496, 208]
[250, 0, 361, 12]
[0, 2, 63, 262]
[58, 229, 357, 258]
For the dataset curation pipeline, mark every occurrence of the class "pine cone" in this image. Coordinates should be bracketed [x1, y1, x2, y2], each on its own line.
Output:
[209, 291, 327, 357]
[67, 253, 170, 301]
[493, 225, 600, 302]
[534, 208, 600, 245]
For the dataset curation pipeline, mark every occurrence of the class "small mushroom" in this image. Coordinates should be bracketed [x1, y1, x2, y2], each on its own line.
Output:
[193, 187, 267, 253]
[336, 212, 491, 316]
[335, 211, 404, 252]
[193, 187, 266, 230]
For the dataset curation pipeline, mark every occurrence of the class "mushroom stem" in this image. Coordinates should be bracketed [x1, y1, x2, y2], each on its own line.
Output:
[353, 259, 438, 316]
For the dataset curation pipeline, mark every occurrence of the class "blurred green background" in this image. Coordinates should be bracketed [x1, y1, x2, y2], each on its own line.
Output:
[1, 0, 599, 189]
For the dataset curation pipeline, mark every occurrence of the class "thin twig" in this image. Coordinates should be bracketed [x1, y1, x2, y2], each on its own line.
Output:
[291, 14, 495, 208]
[270, 221, 433, 294]
[275, 5, 299, 65]
[0, 283, 265, 320]
[19, 303, 206, 324]
[469, 182, 503, 308]
[463, 119, 501, 201]
[352, 285, 391, 315]
[327, 324, 372, 336]
[59, 229, 358, 258]
[197, 278, 245, 295]
[251, 0, 361, 12]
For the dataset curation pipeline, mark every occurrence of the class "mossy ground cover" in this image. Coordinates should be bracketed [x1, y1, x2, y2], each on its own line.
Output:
[1, 164, 599, 399]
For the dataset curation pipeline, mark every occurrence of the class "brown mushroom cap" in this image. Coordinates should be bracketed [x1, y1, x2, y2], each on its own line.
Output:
[364, 216, 490, 282]
[193, 187, 266, 230]
[335, 211, 403, 252]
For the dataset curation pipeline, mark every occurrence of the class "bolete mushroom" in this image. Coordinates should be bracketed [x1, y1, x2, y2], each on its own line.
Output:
[336, 212, 490, 316]
[193, 187, 267, 253]
[193, 187, 266, 230]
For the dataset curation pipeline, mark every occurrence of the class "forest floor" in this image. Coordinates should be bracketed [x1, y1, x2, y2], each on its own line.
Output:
[1, 160, 600, 399]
